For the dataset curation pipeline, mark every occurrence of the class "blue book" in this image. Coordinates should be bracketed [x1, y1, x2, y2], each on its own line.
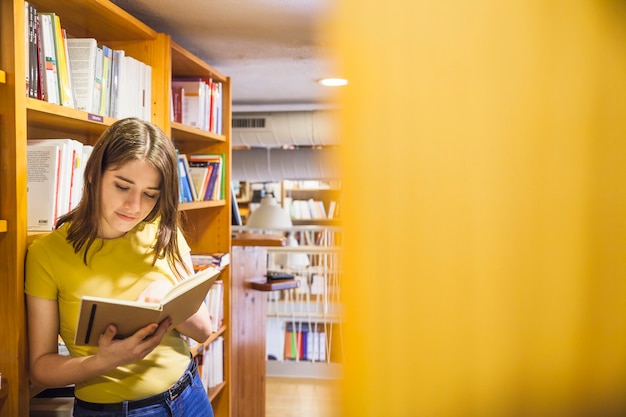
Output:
[177, 155, 194, 203]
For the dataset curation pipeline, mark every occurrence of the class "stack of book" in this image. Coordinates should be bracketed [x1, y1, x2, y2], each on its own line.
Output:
[284, 322, 327, 362]
[26, 139, 94, 231]
[171, 78, 223, 134]
[176, 154, 226, 203]
[24, 1, 152, 121]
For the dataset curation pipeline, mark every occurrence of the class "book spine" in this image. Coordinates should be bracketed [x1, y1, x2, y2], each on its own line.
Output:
[38, 13, 60, 104]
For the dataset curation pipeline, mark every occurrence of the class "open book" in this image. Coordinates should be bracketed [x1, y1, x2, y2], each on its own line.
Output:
[75, 267, 221, 346]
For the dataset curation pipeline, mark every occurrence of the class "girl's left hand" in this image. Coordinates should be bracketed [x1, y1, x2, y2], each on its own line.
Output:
[136, 280, 173, 303]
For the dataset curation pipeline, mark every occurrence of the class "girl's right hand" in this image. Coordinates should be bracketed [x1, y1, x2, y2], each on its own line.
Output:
[95, 317, 173, 368]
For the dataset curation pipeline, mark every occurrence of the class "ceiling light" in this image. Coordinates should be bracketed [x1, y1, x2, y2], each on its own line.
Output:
[318, 78, 348, 87]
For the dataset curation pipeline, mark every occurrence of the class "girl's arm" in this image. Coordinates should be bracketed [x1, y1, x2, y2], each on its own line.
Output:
[27, 295, 172, 388]
[172, 252, 213, 343]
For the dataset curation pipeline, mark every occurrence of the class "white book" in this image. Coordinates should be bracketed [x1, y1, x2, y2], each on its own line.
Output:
[142, 61, 152, 121]
[109, 49, 125, 118]
[100, 45, 113, 116]
[27, 144, 61, 231]
[38, 13, 60, 105]
[91, 45, 103, 114]
[172, 79, 208, 129]
[28, 139, 83, 217]
[66, 38, 97, 112]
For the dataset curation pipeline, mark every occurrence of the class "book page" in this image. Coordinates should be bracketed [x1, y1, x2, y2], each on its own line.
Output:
[75, 267, 221, 346]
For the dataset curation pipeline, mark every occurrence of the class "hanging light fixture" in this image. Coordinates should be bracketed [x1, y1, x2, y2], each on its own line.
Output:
[246, 194, 293, 230]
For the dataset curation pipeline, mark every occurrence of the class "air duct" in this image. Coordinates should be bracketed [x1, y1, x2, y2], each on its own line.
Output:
[232, 110, 339, 147]
[232, 148, 341, 182]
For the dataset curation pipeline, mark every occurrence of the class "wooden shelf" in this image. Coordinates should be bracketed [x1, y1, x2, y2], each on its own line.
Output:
[232, 232, 286, 247]
[249, 278, 299, 292]
[27, 98, 114, 139]
[171, 121, 227, 144]
[178, 199, 226, 212]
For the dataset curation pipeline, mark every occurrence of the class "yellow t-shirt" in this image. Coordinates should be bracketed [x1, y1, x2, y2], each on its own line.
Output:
[25, 221, 193, 402]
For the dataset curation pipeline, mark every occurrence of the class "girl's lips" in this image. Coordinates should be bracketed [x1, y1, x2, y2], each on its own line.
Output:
[116, 212, 136, 222]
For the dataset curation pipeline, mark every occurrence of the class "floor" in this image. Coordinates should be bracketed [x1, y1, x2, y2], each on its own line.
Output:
[265, 377, 342, 417]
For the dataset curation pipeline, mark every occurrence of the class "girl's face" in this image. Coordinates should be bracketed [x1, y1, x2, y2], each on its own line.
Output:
[99, 159, 161, 239]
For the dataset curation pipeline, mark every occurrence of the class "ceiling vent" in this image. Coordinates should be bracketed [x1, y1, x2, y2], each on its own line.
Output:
[231, 110, 339, 147]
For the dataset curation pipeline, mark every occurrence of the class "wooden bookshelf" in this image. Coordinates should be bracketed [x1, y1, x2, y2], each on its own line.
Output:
[0, 1, 232, 416]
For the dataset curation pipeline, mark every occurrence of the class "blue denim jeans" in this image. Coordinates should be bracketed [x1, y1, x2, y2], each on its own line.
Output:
[73, 368, 214, 417]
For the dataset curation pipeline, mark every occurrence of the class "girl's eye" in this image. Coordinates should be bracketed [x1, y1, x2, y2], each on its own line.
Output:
[115, 184, 129, 191]
[144, 192, 158, 199]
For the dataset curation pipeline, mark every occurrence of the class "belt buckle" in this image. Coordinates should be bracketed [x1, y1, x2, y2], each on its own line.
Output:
[168, 385, 180, 401]
[167, 374, 187, 401]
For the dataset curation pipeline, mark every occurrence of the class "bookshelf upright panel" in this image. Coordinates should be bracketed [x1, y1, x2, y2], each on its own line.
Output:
[169, 39, 232, 417]
[0, 1, 30, 416]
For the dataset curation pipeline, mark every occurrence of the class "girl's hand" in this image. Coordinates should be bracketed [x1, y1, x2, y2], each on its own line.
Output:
[136, 279, 174, 303]
[96, 317, 173, 367]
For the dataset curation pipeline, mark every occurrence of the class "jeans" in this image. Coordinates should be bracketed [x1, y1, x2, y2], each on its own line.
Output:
[72, 370, 214, 417]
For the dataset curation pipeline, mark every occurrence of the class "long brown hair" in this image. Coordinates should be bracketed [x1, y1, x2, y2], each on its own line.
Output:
[56, 118, 188, 279]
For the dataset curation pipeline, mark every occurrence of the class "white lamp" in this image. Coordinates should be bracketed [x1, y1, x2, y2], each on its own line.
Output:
[246, 194, 293, 230]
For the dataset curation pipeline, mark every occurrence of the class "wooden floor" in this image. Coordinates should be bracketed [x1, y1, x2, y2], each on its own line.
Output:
[266, 377, 342, 417]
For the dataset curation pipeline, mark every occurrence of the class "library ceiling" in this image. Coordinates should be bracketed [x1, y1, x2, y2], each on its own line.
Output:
[110, 0, 340, 113]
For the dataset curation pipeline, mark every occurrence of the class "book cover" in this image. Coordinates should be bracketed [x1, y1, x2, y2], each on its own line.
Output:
[51, 15, 74, 108]
[189, 154, 223, 200]
[91, 45, 103, 115]
[74, 267, 221, 346]
[171, 86, 184, 123]
[172, 78, 208, 130]
[100, 45, 113, 116]
[66, 38, 97, 112]
[37, 13, 60, 105]
[187, 164, 212, 202]
[109, 49, 125, 118]
[191, 252, 230, 270]
[35, 7, 45, 100]
[24, 1, 30, 96]
[177, 154, 195, 203]
[27, 144, 61, 231]
[28, 139, 82, 217]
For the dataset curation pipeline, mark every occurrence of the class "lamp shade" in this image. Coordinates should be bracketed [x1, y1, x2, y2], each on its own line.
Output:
[246, 195, 293, 229]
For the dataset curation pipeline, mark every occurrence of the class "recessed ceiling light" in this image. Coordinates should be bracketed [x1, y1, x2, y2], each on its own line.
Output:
[318, 78, 348, 87]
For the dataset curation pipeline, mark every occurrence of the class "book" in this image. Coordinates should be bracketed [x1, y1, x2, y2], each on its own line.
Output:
[51, 15, 74, 108]
[177, 154, 195, 203]
[37, 12, 60, 105]
[28, 138, 82, 218]
[27, 144, 61, 231]
[100, 44, 113, 116]
[172, 78, 209, 130]
[191, 252, 230, 271]
[25, 1, 38, 98]
[189, 154, 224, 200]
[171, 86, 185, 123]
[187, 163, 212, 201]
[66, 38, 97, 112]
[91, 45, 103, 114]
[109, 49, 125, 118]
[74, 267, 222, 346]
